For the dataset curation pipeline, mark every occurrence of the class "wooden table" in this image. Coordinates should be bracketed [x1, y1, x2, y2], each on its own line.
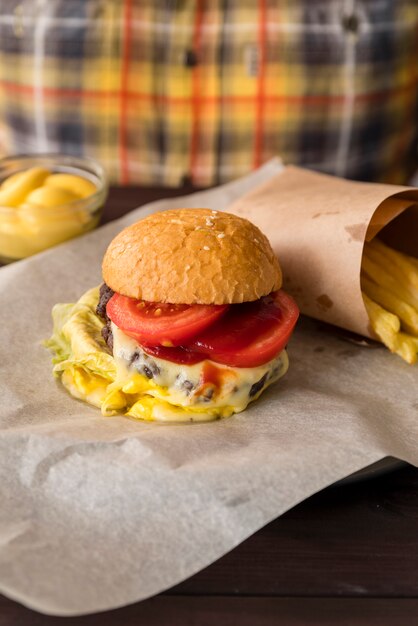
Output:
[1, 186, 418, 625]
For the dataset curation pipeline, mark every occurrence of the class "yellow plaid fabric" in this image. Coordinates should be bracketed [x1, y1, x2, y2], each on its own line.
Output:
[0, 0, 417, 187]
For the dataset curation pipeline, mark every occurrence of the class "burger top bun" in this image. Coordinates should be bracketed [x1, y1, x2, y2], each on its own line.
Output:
[102, 208, 282, 304]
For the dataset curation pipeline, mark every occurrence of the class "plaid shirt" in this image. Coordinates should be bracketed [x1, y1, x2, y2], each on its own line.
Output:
[0, 0, 417, 187]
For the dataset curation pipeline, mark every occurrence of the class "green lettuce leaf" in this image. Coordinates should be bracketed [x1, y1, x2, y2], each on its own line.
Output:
[45, 286, 116, 384]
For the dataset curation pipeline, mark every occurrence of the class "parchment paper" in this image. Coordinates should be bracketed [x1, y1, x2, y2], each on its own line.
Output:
[230, 166, 418, 337]
[1, 159, 418, 617]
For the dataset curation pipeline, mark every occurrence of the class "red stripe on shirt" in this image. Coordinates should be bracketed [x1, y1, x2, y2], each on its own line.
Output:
[253, 0, 267, 169]
[0, 80, 416, 106]
[189, 0, 204, 182]
[119, 0, 133, 185]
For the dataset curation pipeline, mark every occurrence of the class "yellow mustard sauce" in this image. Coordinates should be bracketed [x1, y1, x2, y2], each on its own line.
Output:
[0, 166, 99, 261]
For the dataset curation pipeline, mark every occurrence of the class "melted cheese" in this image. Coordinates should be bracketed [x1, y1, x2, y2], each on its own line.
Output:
[110, 322, 289, 421]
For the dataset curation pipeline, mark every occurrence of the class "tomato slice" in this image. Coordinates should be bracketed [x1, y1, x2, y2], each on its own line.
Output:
[107, 290, 299, 368]
[106, 293, 229, 347]
[189, 290, 299, 367]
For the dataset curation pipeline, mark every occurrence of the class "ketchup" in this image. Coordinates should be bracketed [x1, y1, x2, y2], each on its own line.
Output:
[194, 362, 232, 399]
[141, 343, 203, 365]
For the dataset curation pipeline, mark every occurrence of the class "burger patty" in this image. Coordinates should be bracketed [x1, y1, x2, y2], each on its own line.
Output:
[96, 283, 114, 351]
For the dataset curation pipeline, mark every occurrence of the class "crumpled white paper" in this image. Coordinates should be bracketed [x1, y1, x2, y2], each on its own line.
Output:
[0, 160, 417, 616]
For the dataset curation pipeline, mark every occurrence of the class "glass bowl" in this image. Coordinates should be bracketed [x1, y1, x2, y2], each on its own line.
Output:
[0, 154, 108, 264]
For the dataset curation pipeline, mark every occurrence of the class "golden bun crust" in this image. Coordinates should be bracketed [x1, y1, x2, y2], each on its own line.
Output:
[102, 208, 282, 304]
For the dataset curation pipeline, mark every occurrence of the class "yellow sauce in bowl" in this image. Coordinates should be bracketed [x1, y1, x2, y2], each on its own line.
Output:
[0, 162, 105, 263]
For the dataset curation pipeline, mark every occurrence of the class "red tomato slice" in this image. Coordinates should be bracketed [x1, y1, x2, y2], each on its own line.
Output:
[106, 293, 229, 347]
[189, 290, 299, 367]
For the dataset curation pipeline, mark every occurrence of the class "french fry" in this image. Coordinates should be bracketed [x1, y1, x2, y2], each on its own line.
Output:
[362, 293, 418, 364]
[362, 292, 400, 347]
[394, 333, 418, 365]
[409, 335, 418, 350]
[361, 274, 418, 336]
[362, 251, 418, 311]
[361, 239, 418, 364]
[368, 238, 418, 292]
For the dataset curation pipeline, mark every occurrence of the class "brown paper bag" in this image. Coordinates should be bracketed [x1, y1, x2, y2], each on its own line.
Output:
[229, 166, 418, 338]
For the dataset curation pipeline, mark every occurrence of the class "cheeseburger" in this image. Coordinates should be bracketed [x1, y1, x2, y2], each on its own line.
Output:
[46, 209, 299, 422]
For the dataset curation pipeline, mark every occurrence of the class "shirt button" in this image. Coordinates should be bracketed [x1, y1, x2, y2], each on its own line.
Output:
[181, 174, 193, 186]
[342, 13, 360, 33]
[183, 49, 198, 67]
